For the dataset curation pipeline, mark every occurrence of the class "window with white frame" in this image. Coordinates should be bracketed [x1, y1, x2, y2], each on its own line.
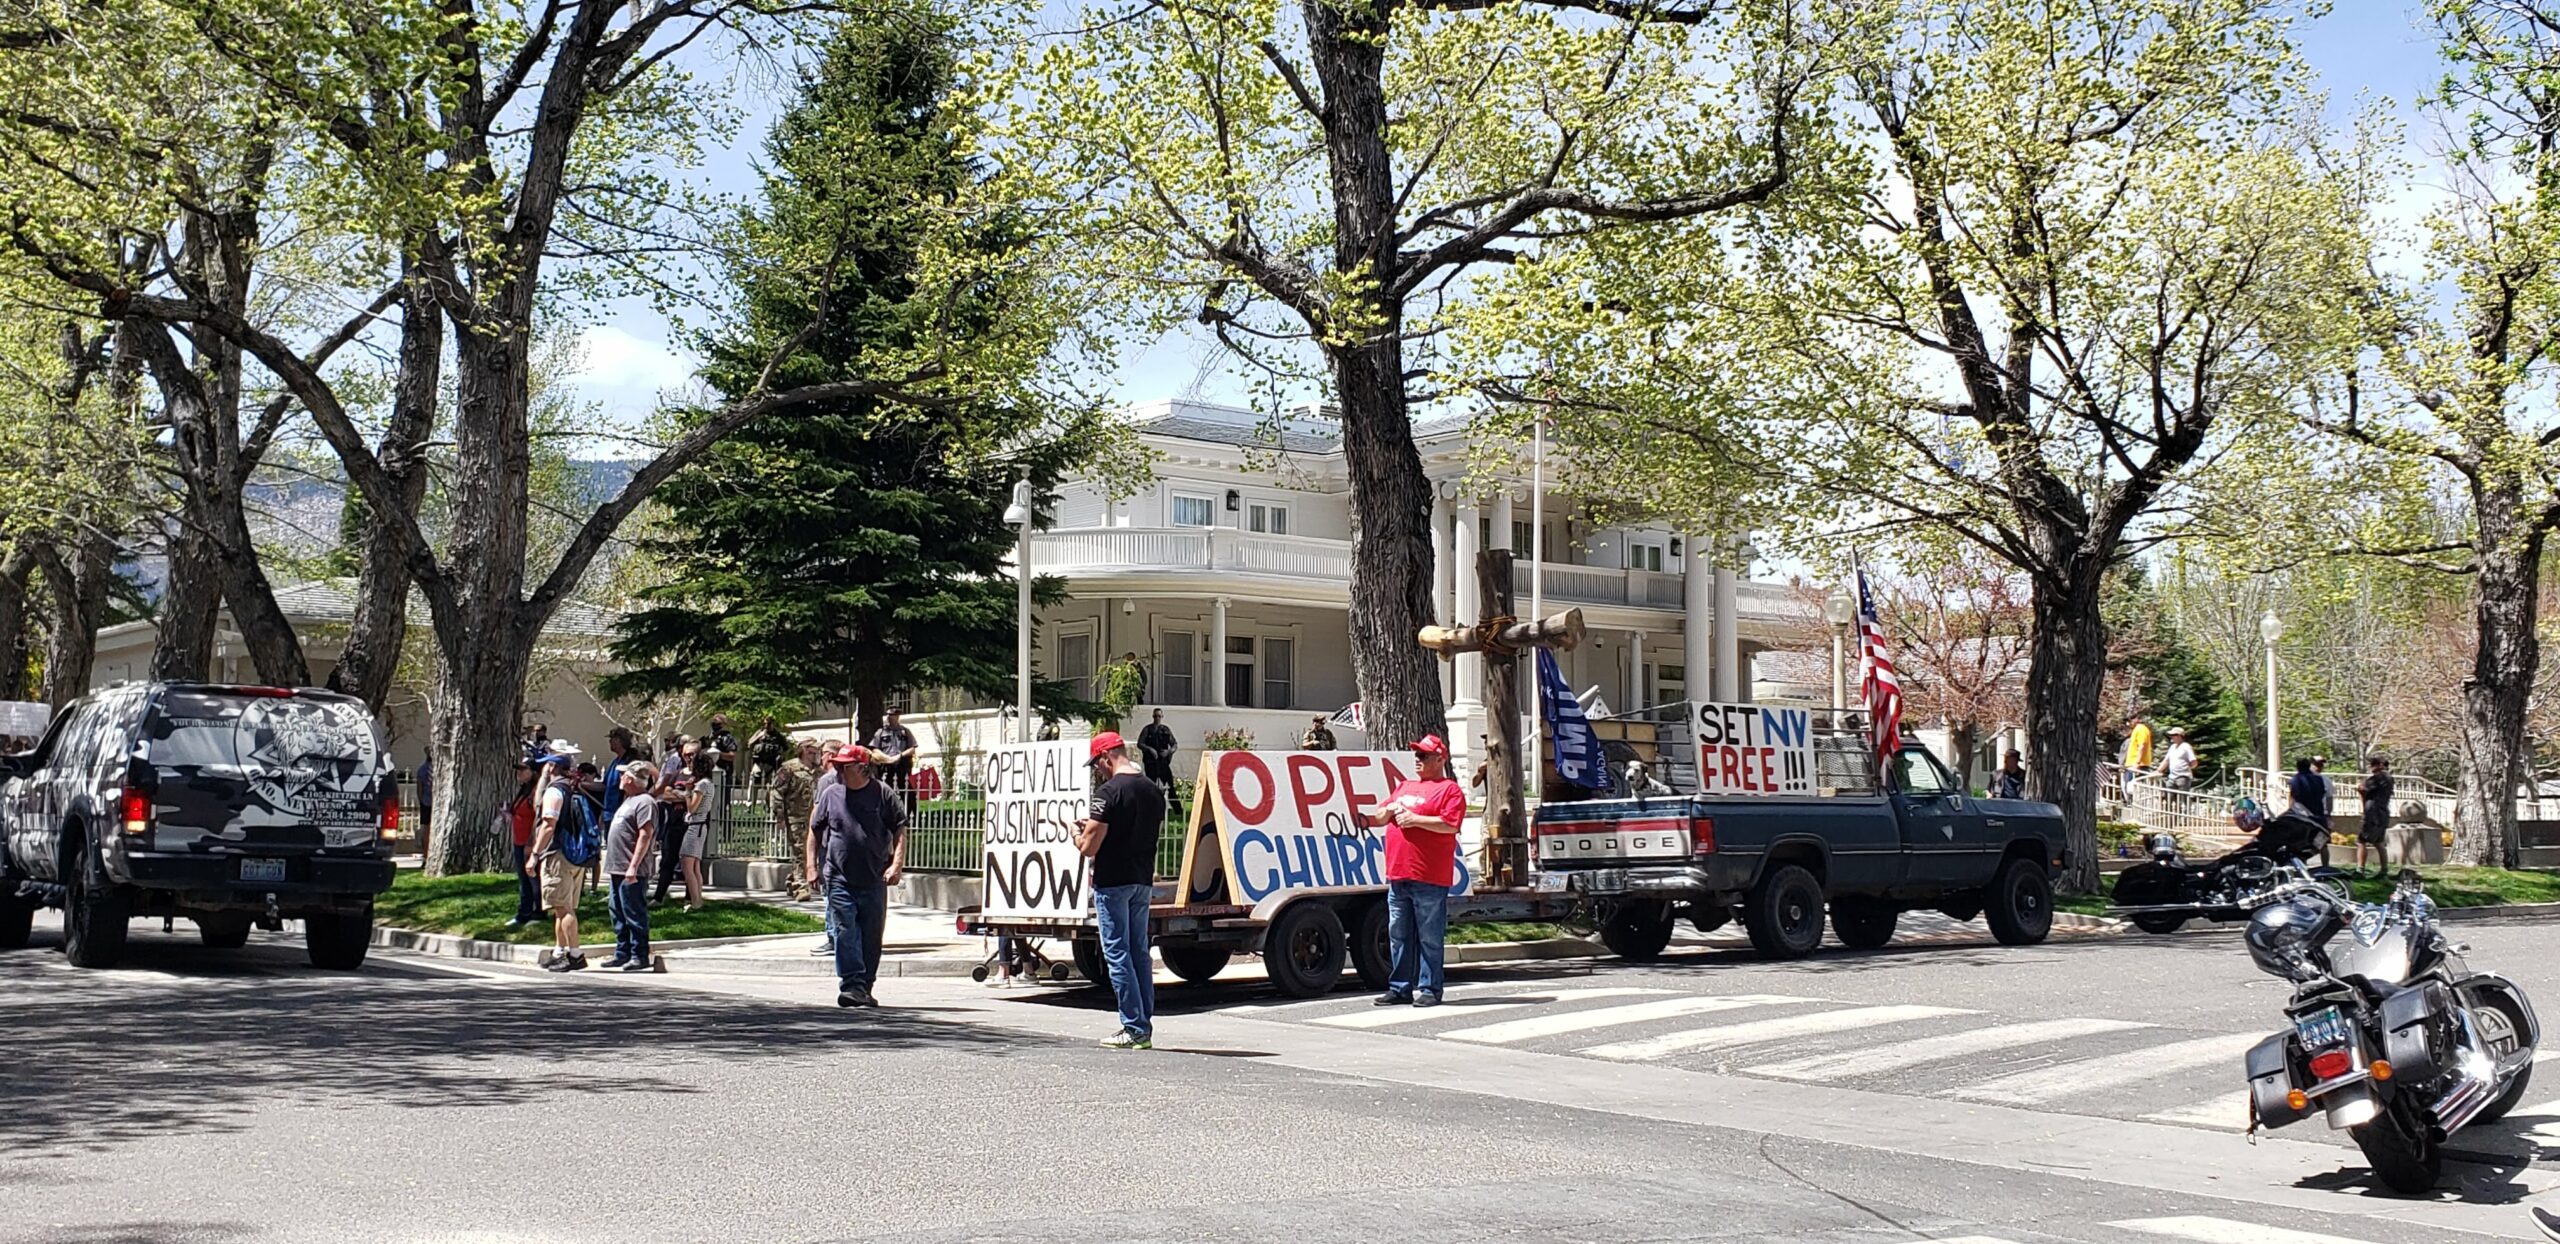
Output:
[1225, 634, 1256, 708]
[1171, 494, 1215, 528]
[1511, 520, 1532, 557]
[1160, 630, 1197, 705]
[1629, 540, 1666, 573]
[1247, 501, 1289, 535]
[1056, 627, 1096, 696]
[1262, 637, 1294, 710]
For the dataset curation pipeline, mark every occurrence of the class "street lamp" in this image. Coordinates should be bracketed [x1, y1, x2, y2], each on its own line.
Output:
[1004, 480, 1034, 743]
[1824, 590, 1855, 713]
[2260, 608, 2283, 808]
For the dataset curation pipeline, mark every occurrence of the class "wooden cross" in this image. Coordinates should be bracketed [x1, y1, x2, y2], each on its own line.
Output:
[1417, 547, 1584, 888]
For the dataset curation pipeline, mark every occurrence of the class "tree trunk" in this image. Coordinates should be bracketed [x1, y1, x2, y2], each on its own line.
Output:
[209, 495, 310, 686]
[1947, 719, 1981, 794]
[424, 638, 534, 876]
[1306, 0, 1445, 751]
[2453, 530, 2539, 868]
[0, 546, 34, 700]
[2024, 571, 2108, 893]
[34, 532, 113, 709]
[151, 522, 222, 681]
[326, 269, 439, 711]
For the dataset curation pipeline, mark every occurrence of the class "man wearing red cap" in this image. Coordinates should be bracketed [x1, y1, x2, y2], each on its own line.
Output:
[812, 744, 907, 1007]
[1363, 734, 1467, 1007]
[1075, 731, 1164, 1049]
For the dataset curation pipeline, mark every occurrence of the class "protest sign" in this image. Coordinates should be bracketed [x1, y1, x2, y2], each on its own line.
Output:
[978, 741, 1092, 920]
[1691, 702, 1816, 796]
[1180, 750, 1477, 905]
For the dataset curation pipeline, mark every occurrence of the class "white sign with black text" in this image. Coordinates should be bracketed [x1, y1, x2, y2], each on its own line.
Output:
[978, 741, 1093, 920]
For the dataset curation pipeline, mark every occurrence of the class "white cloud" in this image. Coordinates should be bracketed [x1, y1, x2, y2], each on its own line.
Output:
[571, 324, 698, 391]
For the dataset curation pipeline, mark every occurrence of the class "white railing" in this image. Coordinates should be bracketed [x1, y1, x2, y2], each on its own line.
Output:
[1030, 527, 1353, 581]
[2103, 762, 2251, 852]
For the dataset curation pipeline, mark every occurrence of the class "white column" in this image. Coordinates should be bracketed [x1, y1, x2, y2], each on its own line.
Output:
[1431, 498, 1455, 705]
[1452, 501, 1483, 708]
[1712, 537, 1741, 702]
[1630, 628, 1648, 709]
[1210, 596, 1230, 708]
[1490, 489, 1515, 575]
[1683, 534, 1713, 707]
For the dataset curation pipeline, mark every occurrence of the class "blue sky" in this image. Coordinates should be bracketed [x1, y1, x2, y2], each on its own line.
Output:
[564, 2, 2459, 432]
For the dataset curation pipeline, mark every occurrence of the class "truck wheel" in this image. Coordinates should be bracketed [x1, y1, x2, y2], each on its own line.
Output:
[197, 913, 253, 949]
[60, 839, 129, 970]
[1984, 856, 2054, 946]
[305, 907, 373, 970]
[1350, 900, 1391, 991]
[1599, 901, 1675, 961]
[1162, 944, 1233, 984]
[1264, 901, 1346, 999]
[1829, 897, 1897, 949]
[1742, 864, 1826, 960]
[1071, 936, 1109, 988]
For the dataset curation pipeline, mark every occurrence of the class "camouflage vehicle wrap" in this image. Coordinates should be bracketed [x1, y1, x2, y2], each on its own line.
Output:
[0, 682, 395, 967]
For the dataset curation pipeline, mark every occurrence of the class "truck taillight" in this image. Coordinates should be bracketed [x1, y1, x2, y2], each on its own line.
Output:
[1691, 817, 1716, 855]
[379, 790, 401, 840]
[120, 787, 152, 836]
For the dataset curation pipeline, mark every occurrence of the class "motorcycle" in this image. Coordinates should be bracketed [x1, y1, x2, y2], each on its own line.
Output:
[2242, 868, 2539, 1193]
[2108, 810, 2335, 934]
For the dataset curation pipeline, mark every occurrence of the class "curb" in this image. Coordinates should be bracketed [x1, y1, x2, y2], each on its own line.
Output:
[2438, 900, 2560, 924]
[369, 925, 985, 976]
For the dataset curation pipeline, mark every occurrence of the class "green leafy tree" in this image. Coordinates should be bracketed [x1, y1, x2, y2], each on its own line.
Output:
[2112, 575, 2250, 787]
[602, 8, 1093, 743]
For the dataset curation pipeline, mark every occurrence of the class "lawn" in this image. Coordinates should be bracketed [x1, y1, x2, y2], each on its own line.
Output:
[1448, 920, 1570, 945]
[374, 871, 825, 945]
[2054, 865, 2560, 919]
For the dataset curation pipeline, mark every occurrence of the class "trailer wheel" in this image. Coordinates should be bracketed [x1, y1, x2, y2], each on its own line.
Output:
[1350, 900, 1391, 990]
[1071, 937, 1108, 988]
[1599, 901, 1675, 961]
[1742, 864, 1825, 960]
[1162, 944, 1233, 984]
[1264, 901, 1347, 998]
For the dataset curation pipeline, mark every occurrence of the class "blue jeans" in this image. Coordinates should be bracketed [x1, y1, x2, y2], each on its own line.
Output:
[1386, 879, 1449, 998]
[511, 844, 541, 923]
[1094, 883, 1155, 1040]
[607, 875, 650, 962]
[826, 879, 887, 995]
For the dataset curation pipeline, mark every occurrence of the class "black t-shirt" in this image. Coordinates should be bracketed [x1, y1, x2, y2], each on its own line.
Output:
[1089, 771, 1165, 890]
[818, 778, 908, 884]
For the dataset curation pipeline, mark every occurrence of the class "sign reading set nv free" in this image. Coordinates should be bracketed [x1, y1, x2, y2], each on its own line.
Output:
[978, 741, 1092, 920]
[1691, 702, 1816, 796]
[1173, 750, 1478, 906]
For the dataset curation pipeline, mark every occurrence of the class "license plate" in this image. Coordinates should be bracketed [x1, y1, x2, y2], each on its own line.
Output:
[2295, 1006, 2349, 1051]
[239, 857, 287, 883]
[1532, 871, 1568, 893]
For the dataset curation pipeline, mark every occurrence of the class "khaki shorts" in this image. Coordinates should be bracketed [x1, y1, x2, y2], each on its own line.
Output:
[539, 852, 584, 914]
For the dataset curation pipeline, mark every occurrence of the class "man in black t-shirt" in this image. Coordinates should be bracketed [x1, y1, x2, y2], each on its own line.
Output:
[814, 744, 907, 1008]
[1077, 731, 1165, 1050]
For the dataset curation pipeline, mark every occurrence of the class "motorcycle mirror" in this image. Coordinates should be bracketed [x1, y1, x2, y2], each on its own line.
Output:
[2398, 867, 2422, 888]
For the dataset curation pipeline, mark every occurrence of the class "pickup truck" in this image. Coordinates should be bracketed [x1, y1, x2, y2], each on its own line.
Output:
[1532, 742, 2068, 959]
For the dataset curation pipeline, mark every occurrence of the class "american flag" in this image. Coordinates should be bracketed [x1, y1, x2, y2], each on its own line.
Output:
[1855, 568, 1903, 778]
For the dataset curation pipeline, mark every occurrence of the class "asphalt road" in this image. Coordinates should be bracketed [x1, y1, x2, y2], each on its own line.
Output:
[5, 911, 2559, 1244]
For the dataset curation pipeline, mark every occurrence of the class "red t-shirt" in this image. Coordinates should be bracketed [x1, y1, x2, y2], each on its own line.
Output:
[510, 794, 536, 848]
[1381, 777, 1467, 887]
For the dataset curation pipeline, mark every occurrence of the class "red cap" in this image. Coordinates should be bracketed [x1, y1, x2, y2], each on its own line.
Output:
[826, 744, 870, 766]
[1089, 731, 1125, 760]
[1409, 733, 1448, 756]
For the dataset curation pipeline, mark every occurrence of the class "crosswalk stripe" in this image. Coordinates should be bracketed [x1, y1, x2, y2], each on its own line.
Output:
[2505, 1096, 2560, 1144]
[1956, 1033, 2262, 1106]
[1920, 1238, 2028, 1244]
[2108, 1215, 2381, 1244]
[1440, 994, 1814, 1044]
[2139, 1090, 2253, 1130]
[1581, 1004, 1971, 1062]
[1746, 1016, 2153, 1082]
[1307, 987, 1671, 1029]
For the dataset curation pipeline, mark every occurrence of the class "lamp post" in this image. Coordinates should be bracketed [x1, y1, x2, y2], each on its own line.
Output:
[2260, 608, 2283, 808]
[1004, 480, 1034, 743]
[1824, 590, 1854, 713]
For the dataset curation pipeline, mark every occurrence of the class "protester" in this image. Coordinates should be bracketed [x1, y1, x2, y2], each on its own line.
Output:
[813, 744, 907, 1008]
[524, 745, 586, 972]
[1299, 714, 1337, 750]
[1365, 734, 1465, 1009]
[601, 727, 635, 822]
[658, 732, 683, 767]
[2122, 718, 2155, 771]
[2358, 756, 2396, 876]
[1993, 750, 2027, 801]
[1137, 709, 1181, 813]
[1076, 732, 1163, 1049]
[415, 755, 433, 838]
[706, 714, 741, 776]
[651, 745, 697, 904]
[503, 758, 541, 928]
[601, 760, 660, 972]
[2160, 727, 2198, 790]
[677, 747, 720, 911]
[771, 739, 823, 901]
[748, 715, 790, 787]
[2289, 756, 2331, 830]
[869, 709, 919, 810]
[806, 740, 847, 956]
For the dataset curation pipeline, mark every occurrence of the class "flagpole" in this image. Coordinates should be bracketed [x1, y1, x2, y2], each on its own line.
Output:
[1528, 407, 1545, 800]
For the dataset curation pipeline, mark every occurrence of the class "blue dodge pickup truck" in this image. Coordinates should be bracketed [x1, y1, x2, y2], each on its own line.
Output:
[1532, 743, 2067, 959]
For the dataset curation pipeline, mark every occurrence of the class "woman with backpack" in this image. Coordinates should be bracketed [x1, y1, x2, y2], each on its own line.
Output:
[677, 747, 721, 911]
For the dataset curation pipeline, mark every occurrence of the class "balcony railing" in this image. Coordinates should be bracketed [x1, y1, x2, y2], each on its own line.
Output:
[1033, 527, 1352, 581]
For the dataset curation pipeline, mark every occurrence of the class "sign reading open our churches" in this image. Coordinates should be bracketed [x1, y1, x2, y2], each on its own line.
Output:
[1172, 750, 1477, 906]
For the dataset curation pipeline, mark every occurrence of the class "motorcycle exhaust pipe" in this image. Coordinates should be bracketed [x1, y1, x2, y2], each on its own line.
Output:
[2433, 1055, 2501, 1135]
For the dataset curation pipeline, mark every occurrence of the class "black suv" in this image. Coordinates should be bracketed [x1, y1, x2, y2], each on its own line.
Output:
[0, 682, 396, 969]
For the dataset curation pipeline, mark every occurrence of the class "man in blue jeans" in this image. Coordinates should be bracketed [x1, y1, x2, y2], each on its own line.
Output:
[813, 744, 907, 1007]
[600, 761, 659, 972]
[1364, 734, 1466, 1007]
[1077, 732, 1164, 1049]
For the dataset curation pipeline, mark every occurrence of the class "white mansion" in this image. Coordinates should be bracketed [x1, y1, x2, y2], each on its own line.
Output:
[976, 399, 1811, 772]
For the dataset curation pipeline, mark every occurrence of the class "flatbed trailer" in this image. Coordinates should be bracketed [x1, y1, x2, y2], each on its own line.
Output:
[959, 882, 1580, 998]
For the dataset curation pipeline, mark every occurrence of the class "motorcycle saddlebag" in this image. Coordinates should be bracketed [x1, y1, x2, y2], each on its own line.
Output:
[2109, 863, 2185, 907]
[2246, 1032, 2308, 1129]
[2380, 982, 2451, 1085]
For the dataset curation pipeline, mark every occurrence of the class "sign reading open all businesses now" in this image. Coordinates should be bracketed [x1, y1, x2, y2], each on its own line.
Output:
[978, 741, 1092, 920]
[1173, 750, 1477, 906]
[1692, 702, 1816, 796]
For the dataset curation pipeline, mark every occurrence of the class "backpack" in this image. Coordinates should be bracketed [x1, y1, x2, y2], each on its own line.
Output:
[550, 779, 604, 867]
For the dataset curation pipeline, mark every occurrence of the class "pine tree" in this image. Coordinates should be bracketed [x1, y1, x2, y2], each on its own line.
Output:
[602, 6, 1081, 735]
[2109, 571, 2249, 784]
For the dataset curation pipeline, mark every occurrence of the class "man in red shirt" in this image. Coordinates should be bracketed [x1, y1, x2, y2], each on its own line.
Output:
[1364, 734, 1467, 1007]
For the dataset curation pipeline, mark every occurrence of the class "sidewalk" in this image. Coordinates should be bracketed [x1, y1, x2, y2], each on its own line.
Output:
[660, 885, 988, 977]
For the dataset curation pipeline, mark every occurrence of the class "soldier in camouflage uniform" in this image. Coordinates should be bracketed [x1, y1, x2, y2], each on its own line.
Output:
[770, 738, 823, 900]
